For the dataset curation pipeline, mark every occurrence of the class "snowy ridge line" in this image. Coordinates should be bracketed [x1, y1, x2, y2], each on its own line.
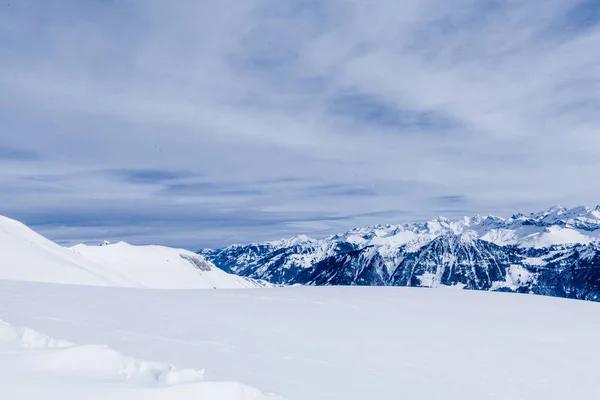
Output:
[0, 214, 272, 289]
[213, 204, 600, 251]
[70, 241, 275, 289]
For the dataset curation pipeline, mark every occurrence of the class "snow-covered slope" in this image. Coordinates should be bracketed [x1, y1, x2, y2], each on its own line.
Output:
[202, 205, 600, 301]
[71, 242, 271, 289]
[0, 216, 130, 286]
[0, 215, 269, 289]
[1, 281, 599, 400]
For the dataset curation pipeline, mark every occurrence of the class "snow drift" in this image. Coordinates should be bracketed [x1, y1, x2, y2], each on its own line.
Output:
[0, 319, 277, 400]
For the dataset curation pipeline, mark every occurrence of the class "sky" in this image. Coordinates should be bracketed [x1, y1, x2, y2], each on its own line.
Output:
[1, 0, 600, 249]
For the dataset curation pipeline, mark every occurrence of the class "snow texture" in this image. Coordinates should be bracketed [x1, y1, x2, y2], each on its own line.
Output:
[0, 318, 277, 400]
[1, 280, 599, 400]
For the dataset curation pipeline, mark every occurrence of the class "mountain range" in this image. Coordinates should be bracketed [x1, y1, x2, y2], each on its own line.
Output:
[201, 205, 600, 301]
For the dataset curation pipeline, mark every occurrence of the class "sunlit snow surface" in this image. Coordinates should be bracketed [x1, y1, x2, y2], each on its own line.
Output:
[1, 281, 599, 400]
[0, 316, 273, 400]
[0, 215, 269, 289]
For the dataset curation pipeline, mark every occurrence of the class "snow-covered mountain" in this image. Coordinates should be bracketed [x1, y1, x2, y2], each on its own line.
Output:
[0, 215, 268, 289]
[201, 205, 600, 301]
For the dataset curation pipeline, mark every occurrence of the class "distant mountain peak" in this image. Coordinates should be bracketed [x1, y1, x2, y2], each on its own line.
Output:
[546, 205, 568, 214]
[202, 205, 600, 302]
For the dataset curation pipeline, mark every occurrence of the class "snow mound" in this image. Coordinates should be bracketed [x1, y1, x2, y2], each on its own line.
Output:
[28, 344, 205, 385]
[0, 319, 278, 399]
[0, 320, 72, 349]
[0, 319, 204, 384]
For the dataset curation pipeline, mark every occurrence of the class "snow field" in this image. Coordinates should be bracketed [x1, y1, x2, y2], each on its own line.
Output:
[1, 281, 599, 400]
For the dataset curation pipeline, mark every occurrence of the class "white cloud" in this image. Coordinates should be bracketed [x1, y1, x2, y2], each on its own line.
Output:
[1, 0, 600, 247]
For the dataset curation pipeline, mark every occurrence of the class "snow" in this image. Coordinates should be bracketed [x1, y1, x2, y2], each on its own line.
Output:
[3, 211, 600, 398]
[343, 234, 368, 245]
[0, 320, 204, 384]
[479, 227, 521, 245]
[445, 221, 600, 248]
[1, 280, 599, 400]
[478, 224, 600, 248]
[491, 264, 533, 290]
[0, 215, 268, 289]
[416, 272, 437, 287]
[0, 215, 129, 287]
[369, 230, 418, 247]
[518, 225, 596, 248]
[71, 242, 270, 289]
[263, 234, 317, 248]
[523, 257, 546, 266]
[0, 318, 276, 400]
[209, 206, 600, 287]
[244, 204, 600, 255]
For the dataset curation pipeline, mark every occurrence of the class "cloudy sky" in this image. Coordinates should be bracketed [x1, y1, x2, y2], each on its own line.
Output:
[1, 0, 600, 249]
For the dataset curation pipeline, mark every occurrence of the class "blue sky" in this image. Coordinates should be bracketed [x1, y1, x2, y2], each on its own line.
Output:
[1, 0, 600, 249]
